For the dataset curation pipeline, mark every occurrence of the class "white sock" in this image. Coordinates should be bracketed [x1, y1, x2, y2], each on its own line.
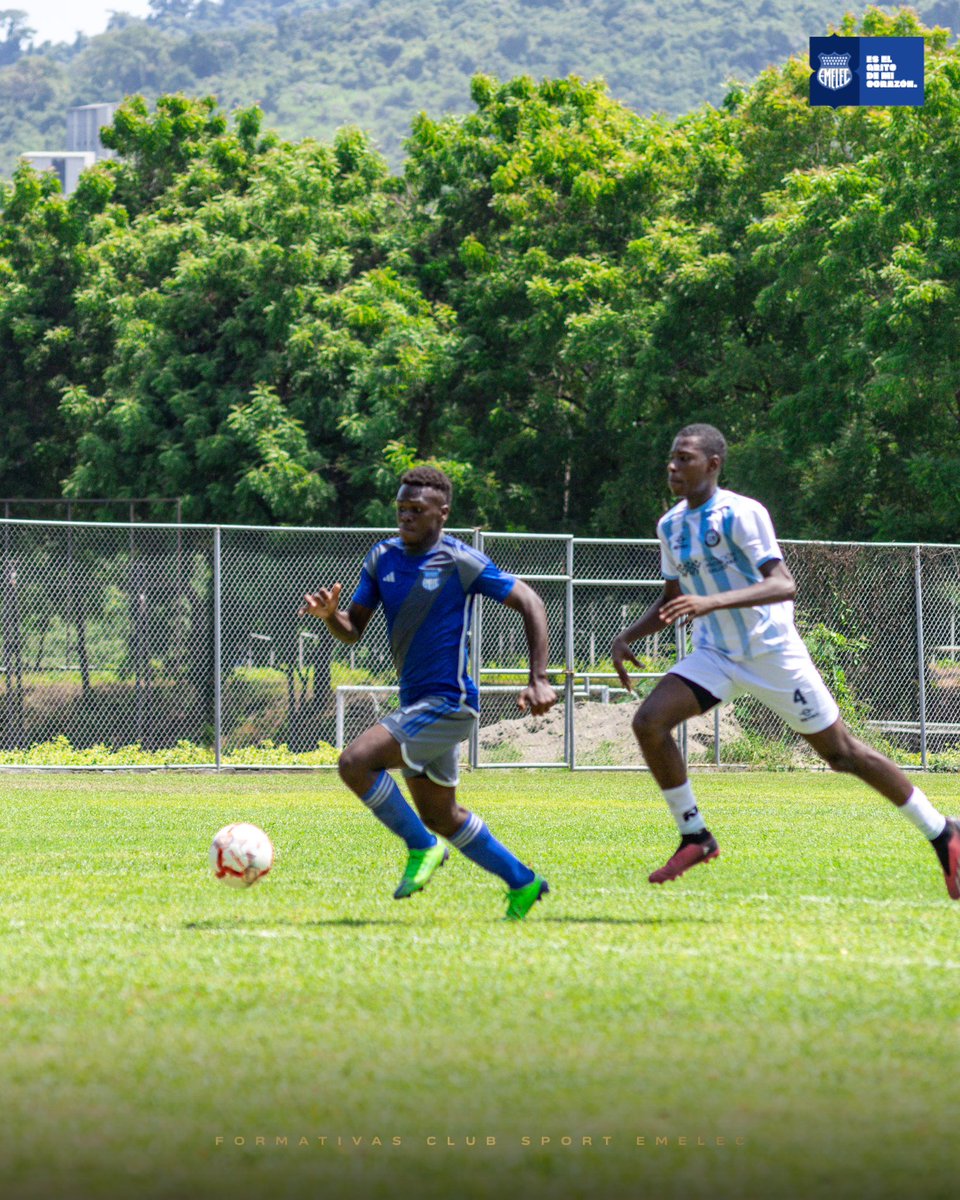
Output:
[900, 788, 946, 839]
[662, 781, 706, 835]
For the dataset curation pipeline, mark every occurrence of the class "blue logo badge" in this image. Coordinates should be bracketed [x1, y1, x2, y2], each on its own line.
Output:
[817, 51, 852, 91]
[421, 567, 442, 592]
[809, 35, 924, 107]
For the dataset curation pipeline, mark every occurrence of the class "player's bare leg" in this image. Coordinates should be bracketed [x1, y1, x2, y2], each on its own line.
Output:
[337, 724, 446, 899]
[406, 775, 469, 838]
[407, 774, 548, 919]
[632, 674, 704, 790]
[337, 722, 406, 796]
[802, 718, 960, 899]
[632, 675, 720, 884]
[801, 719, 917, 803]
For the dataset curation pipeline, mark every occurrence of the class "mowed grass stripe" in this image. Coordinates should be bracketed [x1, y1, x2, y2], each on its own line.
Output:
[0, 770, 958, 1200]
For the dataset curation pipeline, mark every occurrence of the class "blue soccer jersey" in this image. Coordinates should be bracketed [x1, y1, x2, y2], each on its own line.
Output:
[351, 534, 517, 709]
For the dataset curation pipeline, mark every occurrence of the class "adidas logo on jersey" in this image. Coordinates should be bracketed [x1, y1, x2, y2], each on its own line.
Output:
[383, 571, 396, 583]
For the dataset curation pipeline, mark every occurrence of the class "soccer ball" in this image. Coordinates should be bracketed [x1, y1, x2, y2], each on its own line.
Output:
[210, 822, 274, 888]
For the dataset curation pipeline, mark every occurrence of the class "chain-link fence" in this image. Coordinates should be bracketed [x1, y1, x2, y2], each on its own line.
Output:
[1, 518, 957, 770]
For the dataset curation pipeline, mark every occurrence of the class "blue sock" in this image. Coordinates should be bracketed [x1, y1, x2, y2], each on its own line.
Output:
[361, 772, 436, 851]
[449, 812, 535, 889]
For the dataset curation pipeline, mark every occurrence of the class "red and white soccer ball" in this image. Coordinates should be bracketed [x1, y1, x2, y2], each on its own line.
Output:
[210, 822, 274, 888]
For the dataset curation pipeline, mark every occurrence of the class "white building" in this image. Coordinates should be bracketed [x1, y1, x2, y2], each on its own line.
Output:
[19, 152, 96, 195]
[20, 102, 117, 196]
[67, 103, 118, 160]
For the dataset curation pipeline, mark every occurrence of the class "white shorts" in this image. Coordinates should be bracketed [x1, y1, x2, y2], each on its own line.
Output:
[669, 644, 840, 735]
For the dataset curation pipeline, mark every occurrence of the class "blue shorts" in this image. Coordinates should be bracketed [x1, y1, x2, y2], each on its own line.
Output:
[380, 698, 478, 787]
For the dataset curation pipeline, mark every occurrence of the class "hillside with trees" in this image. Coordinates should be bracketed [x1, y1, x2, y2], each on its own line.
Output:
[3, 8, 960, 543]
[1, 0, 953, 175]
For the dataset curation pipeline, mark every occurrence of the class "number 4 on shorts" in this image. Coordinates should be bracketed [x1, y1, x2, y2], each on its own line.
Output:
[794, 689, 806, 705]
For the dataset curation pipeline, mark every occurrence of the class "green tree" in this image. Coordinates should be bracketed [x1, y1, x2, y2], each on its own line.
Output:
[60, 98, 458, 523]
[403, 75, 671, 531]
[0, 160, 121, 499]
[742, 9, 960, 539]
[8, 12, 960, 541]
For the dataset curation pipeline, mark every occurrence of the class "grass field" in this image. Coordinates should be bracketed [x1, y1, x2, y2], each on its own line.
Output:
[1, 769, 959, 1200]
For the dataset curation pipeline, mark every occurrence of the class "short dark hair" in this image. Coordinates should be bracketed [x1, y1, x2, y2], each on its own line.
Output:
[676, 423, 727, 466]
[400, 465, 453, 506]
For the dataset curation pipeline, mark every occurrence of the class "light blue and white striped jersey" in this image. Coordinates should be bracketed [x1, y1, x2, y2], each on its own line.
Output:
[657, 489, 800, 660]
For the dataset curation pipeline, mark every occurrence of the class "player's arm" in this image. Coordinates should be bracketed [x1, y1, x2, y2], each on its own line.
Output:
[298, 583, 374, 645]
[501, 579, 558, 715]
[658, 559, 796, 625]
[611, 579, 682, 690]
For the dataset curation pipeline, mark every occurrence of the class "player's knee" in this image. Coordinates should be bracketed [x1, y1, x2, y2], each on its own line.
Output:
[337, 746, 365, 785]
[632, 704, 670, 742]
[821, 739, 862, 774]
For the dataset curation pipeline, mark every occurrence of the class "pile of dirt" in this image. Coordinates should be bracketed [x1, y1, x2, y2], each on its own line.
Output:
[478, 699, 744, 765]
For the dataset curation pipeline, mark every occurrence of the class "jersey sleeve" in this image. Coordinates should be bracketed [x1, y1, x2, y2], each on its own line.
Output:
[470, 558, 518, 602]
[732, 502, 783, 571]
[658, 522, 680, 581]
[350, 547, 382, 610]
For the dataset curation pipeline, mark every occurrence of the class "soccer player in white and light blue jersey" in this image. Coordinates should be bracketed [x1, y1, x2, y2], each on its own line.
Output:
[612, 424, 960, 898]
[300, 466, 557, 920]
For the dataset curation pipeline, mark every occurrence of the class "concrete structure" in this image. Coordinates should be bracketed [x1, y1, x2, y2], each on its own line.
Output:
[67, 103, 118, 160]
[20, 152, 95, 195]
[19, 102, 117, 196]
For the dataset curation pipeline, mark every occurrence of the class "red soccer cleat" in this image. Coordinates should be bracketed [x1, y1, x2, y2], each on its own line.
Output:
[649, 831, 720, 884]
[932, 818, 960, 900]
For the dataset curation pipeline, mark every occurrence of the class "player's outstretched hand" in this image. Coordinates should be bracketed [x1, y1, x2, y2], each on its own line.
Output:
[611, 636, 640, 691]
[298, 583, 342, 620]
[518, 678, 558, 716]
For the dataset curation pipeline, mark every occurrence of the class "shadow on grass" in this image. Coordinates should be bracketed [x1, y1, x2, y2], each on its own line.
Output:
[542, 915, 722, 926]
[185, 914, 722, 929]
[184, 917, 408, 929]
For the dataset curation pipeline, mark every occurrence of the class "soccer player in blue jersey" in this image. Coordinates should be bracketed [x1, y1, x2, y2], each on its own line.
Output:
[612, 423, 960, 898]
[300, 466, 557, 920]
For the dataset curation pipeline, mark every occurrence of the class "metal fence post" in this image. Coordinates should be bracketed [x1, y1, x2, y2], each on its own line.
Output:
[565, 536, 575, 769]
[714, 706, 721, 767]
[469, 528, 483, 769]
[676, 621, 688, 766]
[213, 526, 222, 771]
[914, 544, 927, 769]
[335, 687, 345, 750]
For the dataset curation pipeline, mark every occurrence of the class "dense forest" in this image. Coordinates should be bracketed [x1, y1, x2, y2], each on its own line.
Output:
[1, 0, 955, 174]
[2, 8, 960, 543]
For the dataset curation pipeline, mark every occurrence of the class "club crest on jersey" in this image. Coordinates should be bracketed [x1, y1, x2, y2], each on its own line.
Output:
[704, 529, 721, 548]
[421, 567, 442, 591]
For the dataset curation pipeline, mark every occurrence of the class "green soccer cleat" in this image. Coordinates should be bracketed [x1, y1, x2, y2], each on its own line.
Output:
[504, 874, 550, 921]
[393, 841, 449, 899]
